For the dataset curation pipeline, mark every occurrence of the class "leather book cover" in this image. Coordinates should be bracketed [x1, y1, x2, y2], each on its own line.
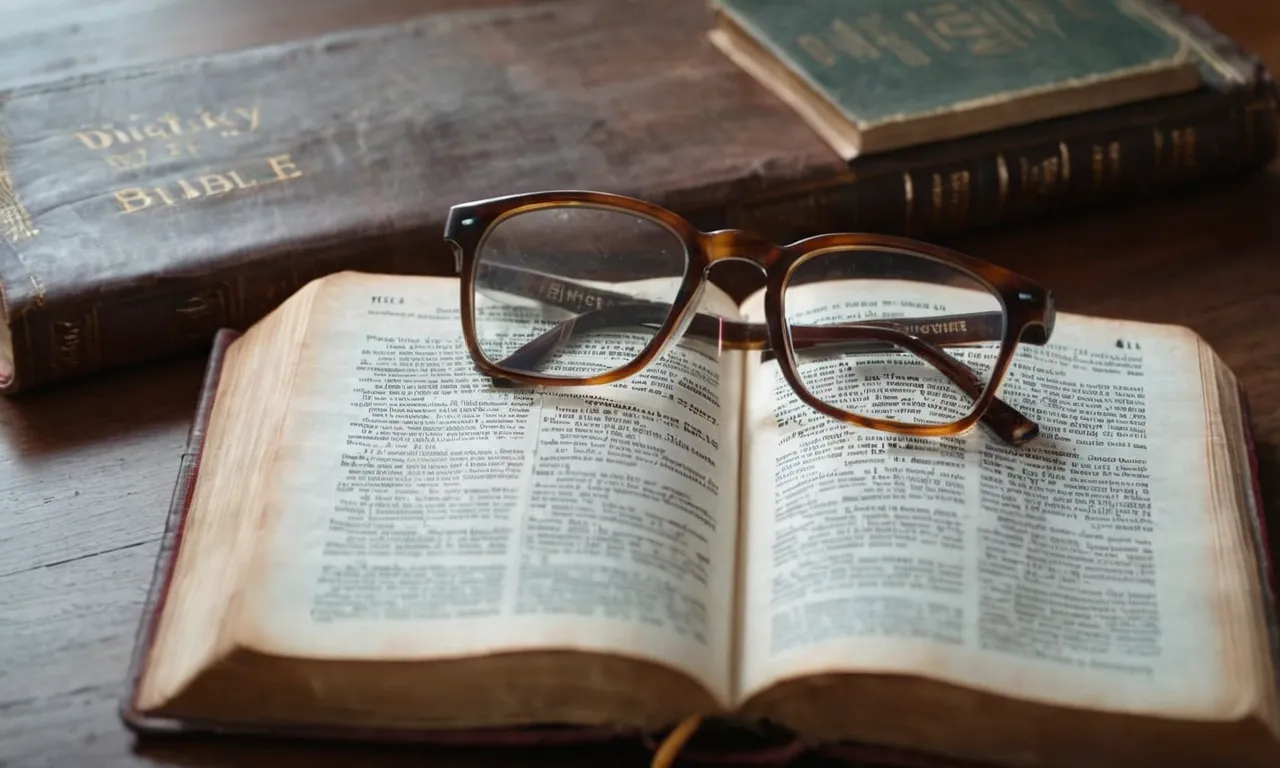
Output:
[120, 327, 239, 735]
[0, 0, 848, 396]
[1237, 387, 1280, 687]
[0, 0, 1276, 397]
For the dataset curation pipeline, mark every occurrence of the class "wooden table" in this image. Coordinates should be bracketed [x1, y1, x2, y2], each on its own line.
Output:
[2, 1, 1279, 766]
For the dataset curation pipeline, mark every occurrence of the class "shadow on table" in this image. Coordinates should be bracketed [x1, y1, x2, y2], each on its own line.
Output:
[0, 350, 209, 458]
[132, 733, 658, 768]
[1255, 441, 1280, 573]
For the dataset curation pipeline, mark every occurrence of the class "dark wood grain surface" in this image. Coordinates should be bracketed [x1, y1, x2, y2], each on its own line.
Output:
[2, 1, 1279, 766]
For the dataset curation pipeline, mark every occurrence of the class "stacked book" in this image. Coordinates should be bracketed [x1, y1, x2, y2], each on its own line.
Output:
[0, 0, 1274, 394]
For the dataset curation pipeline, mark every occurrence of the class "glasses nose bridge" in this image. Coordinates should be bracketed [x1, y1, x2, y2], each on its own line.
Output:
[702, 229, 781, 273]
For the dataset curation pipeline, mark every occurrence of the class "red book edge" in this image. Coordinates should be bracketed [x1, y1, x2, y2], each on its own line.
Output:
[1237, 387, 1280, 690]
[117, 338, 1275, 766]
[118, 329, 242, 735]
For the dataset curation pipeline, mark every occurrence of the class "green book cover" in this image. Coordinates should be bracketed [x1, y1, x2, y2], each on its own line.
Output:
[715, 0, 1201, 154]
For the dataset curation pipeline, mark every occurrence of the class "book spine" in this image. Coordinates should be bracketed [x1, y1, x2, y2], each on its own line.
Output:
[1, 230, 451, 392]
[714, 86, 1279, 244]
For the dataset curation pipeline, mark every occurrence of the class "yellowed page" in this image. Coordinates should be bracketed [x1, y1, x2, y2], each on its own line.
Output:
[736, 280, 1251, 720]
[136, 282, 320, 711]
[236, 272, 743, 706]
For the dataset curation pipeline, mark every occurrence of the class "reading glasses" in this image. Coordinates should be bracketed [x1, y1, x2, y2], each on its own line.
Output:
[445, 191, 1055, 446]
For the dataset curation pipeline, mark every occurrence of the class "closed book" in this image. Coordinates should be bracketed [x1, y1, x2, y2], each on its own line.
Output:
[0, 0, 1275, 394]
[710, 0, 1204, 157]
[710, 0, 1279, 236]
[122, 274, 1280, 766]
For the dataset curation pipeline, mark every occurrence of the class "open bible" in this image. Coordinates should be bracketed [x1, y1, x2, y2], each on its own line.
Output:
[124, 271, 1280, 766]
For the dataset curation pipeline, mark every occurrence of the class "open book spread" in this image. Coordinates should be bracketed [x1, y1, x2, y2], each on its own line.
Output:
[130, 273, 1279, 766]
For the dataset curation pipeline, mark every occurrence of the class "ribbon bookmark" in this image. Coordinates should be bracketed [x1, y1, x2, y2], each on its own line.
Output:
[651, 714, 705, 768]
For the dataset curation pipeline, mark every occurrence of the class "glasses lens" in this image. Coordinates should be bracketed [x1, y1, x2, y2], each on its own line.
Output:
[471, 205, 688, 379]
[783, 247, 1006, 427]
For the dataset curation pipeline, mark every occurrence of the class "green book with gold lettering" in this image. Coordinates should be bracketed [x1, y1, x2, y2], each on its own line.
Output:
[710, 0, 1204, 157]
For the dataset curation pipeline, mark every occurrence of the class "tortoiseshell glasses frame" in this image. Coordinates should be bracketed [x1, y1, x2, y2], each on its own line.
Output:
[444, 190, 1056, 446]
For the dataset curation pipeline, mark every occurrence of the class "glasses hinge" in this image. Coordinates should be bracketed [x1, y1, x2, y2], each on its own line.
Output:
[449, 242, 463, 275]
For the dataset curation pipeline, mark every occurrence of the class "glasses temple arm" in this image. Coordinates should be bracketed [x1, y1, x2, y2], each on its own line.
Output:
[491, 302, 1037, 446]
[491, 297, 1012, 365]
[474, 261, 1049, 347]
[473, 261, 640, 315]
[716, 313, 1038, 445]
[815, 322, 1039, 446]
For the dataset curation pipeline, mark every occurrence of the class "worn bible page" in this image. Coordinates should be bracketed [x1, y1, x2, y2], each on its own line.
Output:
[736, 281, 1243, 719]
[240, 273, 743, 706]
